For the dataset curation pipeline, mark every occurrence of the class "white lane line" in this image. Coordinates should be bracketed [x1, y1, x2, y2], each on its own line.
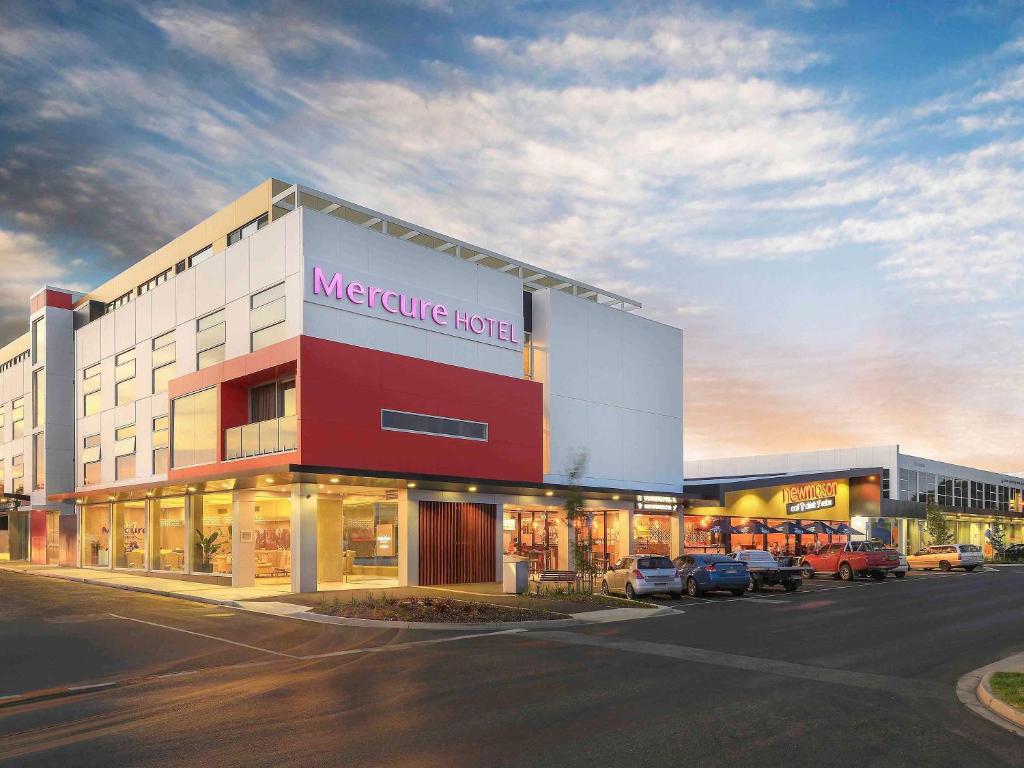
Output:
[109, 613, 302, 659]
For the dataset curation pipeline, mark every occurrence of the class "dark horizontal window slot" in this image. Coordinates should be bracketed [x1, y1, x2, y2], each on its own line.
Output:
[381, 410, 488, 441]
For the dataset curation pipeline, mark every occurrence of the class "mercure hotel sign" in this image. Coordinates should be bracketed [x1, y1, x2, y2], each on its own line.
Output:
[309, 265, 522, 349]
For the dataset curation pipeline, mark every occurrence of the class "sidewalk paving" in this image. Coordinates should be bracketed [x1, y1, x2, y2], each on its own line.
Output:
[957, 650, 1024, 737]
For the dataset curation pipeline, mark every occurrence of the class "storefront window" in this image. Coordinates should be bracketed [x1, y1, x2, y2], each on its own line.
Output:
[193, 492, 232, 575]
[590, 510, 623, 571]
[254, 497, 290, 579]
[150, 497, 186, 572]
[81, 503, 111, 567]
[113, 500, 147, 569]
[503, 508, 562, 574]
[633, 513, 671, 556]
[317, 489, 399, 587]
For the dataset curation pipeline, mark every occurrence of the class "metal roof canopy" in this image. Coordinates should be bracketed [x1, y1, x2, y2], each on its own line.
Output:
[271, 182, 642, 312]
[684, 467, 883, 506]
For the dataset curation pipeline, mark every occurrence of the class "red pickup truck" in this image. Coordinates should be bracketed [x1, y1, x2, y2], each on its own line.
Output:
[799, 541, 899, 581]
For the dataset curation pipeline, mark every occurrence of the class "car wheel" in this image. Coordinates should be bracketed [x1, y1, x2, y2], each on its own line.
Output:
[601, 580, 610, 595]
[784, 580, 799, 592]
[669, 591, 682, 600]
[964, 565, 977, 572]
[802, 565, 815, 579]
[686, 578, 701, 598]
[871, 571, 886, 581]
[625, 583, 636, 600]
[731, 588, 746, 597]
[839, 563, 854, 581]
[749, 577, 761, 593]
[939, 560, 952, 572]
[894, 571, 906, 579]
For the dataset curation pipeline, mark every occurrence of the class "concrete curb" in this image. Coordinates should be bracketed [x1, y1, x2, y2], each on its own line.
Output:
[956, 653, 1024, 737]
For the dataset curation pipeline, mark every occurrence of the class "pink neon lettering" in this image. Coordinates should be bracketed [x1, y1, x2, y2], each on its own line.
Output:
[498, 321, 510, 341]
[510, 322, 520, 344]
[432, 304, 449, 325]
[455, 310, 470, 330]
[313, 267, 344, 298]
[381, 291, 399, 313]
[469, 315, 485, 334]
[367, 286, 383, 308]
[420, 300, 433, 320]
[485, 317, 497, 337]
[346, 281, 366, 304]
[399, 294, 419, 318]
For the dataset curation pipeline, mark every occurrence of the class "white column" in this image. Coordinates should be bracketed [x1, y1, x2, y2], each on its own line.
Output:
[232, 491, 255, 588]
[402, 492, 419, 586]
[291, 483, 318, 592]
[671, 513, 684, 559]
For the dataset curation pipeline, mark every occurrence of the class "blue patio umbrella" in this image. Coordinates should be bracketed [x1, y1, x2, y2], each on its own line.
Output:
[739, 521, 774, 535]
[706, 522, 746, 534]
[802, 521, 838, 535]
[833, 522, 863, 536]
[772, 521, 809, 535]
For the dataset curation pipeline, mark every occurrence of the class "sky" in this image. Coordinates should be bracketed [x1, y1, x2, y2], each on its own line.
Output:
[0, 0, 1022, 472]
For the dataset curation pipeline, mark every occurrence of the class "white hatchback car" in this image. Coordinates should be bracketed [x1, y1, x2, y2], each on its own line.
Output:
[601, 555, 682, 600]
[907, 544, 984, 572]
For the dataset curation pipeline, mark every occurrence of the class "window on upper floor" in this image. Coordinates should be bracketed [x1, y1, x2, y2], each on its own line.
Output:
[250, 282, 286, 351]
[83, 363, 102, 416]
[152, 330, 176, 395]
[32, 317, 45, 365]
[227, 213, 268, 246]
[32, 368, 45, 428]
[106, 291, 132, 313]
[171, 387, 217, 468]
[33, 433, 44, 490]
[11, 454, 24, 495]
[115, 349, 136, 406]
[153, 415, 169, 475]
[137, 267, 172, 296]
[196, 310, 225, 369]
[12, 397, 25, 441]
[114, 423, 136, 480]
[82, 433, 101, 486]
[188, 244, 213, 268]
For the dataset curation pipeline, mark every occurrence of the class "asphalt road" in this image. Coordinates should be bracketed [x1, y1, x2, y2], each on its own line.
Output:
[2, 567, 1023, 767]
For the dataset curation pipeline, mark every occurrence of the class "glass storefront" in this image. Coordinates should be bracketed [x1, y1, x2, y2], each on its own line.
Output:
[81, 503, 111, 567]
[317, 488, 400, 586]
[254, 496, 291, 579]
[150, 497, 186, 572]
[590, 510, 623, 571]
[633, 513, 672, 556]
[503, 508, 563, 574]
[113, 500, 147, 569]
[193, 492, 232, 574]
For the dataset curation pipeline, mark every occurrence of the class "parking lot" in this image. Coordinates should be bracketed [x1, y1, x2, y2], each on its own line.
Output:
[2, 564, 1024, 767]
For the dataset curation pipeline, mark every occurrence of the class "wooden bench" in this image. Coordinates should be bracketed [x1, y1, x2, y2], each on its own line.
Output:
[535, 570, 576, 585]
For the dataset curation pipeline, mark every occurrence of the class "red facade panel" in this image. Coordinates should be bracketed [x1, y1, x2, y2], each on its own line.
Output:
[418, 501, 497, 585]
[298, 336, 543, 483]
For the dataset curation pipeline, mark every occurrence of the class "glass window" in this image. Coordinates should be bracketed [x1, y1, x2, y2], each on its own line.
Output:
[113, 500, 146, 569]
[137, 267, 172, 296]
[32, 433, 44, 490]
[32, 317, 45, 365]
[106, 291, 132, 313]
[227, 213, 268, 246]
[250, 283, 286, 351]
[254, 496, 291, 580]
[12, 397, 24, 440]
[84, 460, 101, 485]
[83, 364, 102, 416]
[150, 497, 186, 572]
[32, 368, 45, 427]
[81, 504, 111, 567]
[193, 493, 232, 575]
[152, 330, 176, 394]
[115, 349, 136, 406]
[188, 245, 213, 268]
[197, 310, 225, 369]
[115, 453, 135, 480]
[0, 405, 5, 432]
[251, 323, 286, 352]
[171, 387, 217, 467]
[633, 514, 672, 556]
[153, 415, 169, 475]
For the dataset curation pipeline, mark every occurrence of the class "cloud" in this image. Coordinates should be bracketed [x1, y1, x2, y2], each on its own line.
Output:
[0, 229, 79, 344]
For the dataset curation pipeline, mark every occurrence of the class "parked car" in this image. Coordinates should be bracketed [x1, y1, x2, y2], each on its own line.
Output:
[1003, 543, 1024, 562]
[601, 555, 682, 599]
[674, 554, 749, 597]
[729, 550, 802, 592]
[889, 551, 908, 579]
[906, 544, 984, 572]
[800, 541, 898, 581]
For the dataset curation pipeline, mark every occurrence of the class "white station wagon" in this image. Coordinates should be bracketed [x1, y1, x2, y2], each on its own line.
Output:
[906, 544, 983, 572]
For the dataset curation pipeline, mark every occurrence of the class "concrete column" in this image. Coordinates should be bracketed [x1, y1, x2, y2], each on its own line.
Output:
[495, 502, 505, 582]
[402, 492, 419, 586]
[291, 483, 318, 593]
[670, 513, 684, 559]
[627, 509, 637, 556]
[232, 490, 256, 588]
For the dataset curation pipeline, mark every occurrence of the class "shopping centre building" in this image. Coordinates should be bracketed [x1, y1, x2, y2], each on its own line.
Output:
[0, 179, 684, 590]
[685, 446, 1024, 556]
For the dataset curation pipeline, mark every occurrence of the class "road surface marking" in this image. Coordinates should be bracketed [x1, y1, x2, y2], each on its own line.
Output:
[108, 613, 303, 658]
[528, 630, 949, 700]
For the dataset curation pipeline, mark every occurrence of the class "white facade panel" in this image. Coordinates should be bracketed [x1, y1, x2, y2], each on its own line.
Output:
[150, 281, 176, 336]
[194, 250, 227, 318]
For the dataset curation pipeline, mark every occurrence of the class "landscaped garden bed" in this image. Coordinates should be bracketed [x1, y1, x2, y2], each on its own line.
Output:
[991, 672, 1024, 710]
[314, 593, 567, 623]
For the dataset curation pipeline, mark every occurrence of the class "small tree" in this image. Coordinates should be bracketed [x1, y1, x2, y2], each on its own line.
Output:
[990, 522, 1006, 559]
[924, 502, 953, 546]
[563, 449, 594, 593]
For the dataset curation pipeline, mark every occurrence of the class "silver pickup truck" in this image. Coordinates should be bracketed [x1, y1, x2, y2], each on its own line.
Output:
[729, 550, 802, 592]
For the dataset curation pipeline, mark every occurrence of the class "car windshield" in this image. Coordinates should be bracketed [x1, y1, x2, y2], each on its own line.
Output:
[704, 555, 738, 564]
[637, 557, 674, 570]
[960, 544, 981, 553]
[738, 551, 775, 562]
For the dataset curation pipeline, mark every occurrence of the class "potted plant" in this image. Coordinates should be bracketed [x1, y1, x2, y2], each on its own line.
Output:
[194, 529, 224, 573]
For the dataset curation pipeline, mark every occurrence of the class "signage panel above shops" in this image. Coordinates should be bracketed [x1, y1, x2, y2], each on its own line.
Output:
[783, 481, 837, 515]
[636, 494, 679, 513]
[308, 265, 523, 351]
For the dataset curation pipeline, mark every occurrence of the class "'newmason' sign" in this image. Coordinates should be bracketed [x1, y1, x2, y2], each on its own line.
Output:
[782, 481, 837, 515]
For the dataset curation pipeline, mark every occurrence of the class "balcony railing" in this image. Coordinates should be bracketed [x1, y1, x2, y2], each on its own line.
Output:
[224, 415, 297, 460]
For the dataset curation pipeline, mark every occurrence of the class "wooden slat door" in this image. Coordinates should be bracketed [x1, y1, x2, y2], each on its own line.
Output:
[418, 501, 496, 585]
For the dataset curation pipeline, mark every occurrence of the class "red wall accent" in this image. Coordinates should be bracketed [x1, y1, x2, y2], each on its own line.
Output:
[30, 289, 74, 313]
[30, 510, 47, 564]
[299, 336, 542, 483]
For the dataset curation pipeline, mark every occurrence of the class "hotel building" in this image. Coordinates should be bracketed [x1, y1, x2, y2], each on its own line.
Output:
[0, 179, 684, 590]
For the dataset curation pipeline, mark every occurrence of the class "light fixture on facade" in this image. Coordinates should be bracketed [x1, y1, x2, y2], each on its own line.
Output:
[107, 495, 115, 501]
[187, 486, 197, 493]
[330, 478, 340, 484]
[264, 477, 274, 484]
[146, 491, 154, 498]
[468, 486, 477, 492]
[408, 482, 416, 488]
[545, 490, 554, 497]
[612, 495, 620, 500]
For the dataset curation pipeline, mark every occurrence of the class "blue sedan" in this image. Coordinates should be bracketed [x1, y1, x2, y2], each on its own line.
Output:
[673, 554, 750, 597]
